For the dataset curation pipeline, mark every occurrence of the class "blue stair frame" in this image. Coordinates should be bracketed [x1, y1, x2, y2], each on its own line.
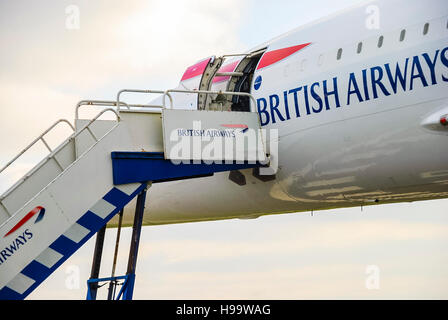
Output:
[111, 152, 264, 185]
[85, 152, 264, 300]
[0, 183, 146, 300]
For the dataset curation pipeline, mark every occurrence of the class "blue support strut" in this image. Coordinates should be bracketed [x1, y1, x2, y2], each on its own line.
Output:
[86, 225, 106, 300]
[123, 183, 148, 300]
[86, 183, 148, 300]
[86, 151, 264, 299]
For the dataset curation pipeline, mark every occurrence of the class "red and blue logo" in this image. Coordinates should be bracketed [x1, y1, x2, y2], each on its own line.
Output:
[221, 124, 249, 133]
[4, 206, 45, 238]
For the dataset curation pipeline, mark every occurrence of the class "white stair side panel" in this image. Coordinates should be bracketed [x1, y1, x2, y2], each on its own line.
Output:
[46, 122, 135, 226]
[161, 109, 266, 162]
[75, 119, 116, 158]
[1, 158, 61, 217]
[0, 203, 9, 222]
[52, 139, 76, 170]
[1, 139, 76, 220]
[119, 111, 164, 153]
[0, 189, 71, 289]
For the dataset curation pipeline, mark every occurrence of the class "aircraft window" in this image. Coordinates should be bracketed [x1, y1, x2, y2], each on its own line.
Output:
[357, 42, 363, 54]
[399, 29, 406, 41]
[337, 48, 343, 60]
[377, 35, 384, 48]
[423, 23, 429, 35]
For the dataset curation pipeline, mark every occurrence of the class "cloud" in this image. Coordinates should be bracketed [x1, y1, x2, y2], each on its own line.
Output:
[116, 1, 246, 73]
[0, 0, 247, 91]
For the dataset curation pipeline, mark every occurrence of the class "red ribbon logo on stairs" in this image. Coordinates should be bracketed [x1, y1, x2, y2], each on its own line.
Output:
[220, 124, 249, 133]
[4, 206, 45, 237]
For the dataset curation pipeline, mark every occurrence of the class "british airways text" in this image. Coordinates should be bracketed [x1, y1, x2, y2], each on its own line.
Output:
[257, 47, 448, 126]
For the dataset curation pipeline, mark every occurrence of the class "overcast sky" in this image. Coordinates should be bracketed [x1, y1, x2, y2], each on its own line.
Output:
[1, 0, 447, 299]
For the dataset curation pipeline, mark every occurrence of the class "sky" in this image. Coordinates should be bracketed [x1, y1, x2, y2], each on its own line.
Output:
[0, 0, 447, 299]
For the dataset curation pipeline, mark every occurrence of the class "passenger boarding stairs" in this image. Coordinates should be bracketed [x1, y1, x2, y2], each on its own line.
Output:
[0, 89, 266, 300]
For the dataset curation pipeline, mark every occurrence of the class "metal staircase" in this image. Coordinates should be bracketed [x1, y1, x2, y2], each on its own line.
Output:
[0, 88, 266, 300]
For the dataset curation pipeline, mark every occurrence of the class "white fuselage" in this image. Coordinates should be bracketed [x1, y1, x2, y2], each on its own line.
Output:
[123, 0, 448, 225]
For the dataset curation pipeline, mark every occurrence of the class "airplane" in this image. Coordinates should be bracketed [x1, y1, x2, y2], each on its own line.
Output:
[0, 0, 447, 300]
[112, 0, 448, 227]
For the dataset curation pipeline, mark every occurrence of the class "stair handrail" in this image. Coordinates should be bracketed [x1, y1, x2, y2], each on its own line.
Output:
[75, 100, 130, 124]
[116, 89, 173, 113]
[74, 107, 121, 141]
[161, 89, 257, 113]
[0, 119, 75, 175]
[0, 108, 120, 202]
